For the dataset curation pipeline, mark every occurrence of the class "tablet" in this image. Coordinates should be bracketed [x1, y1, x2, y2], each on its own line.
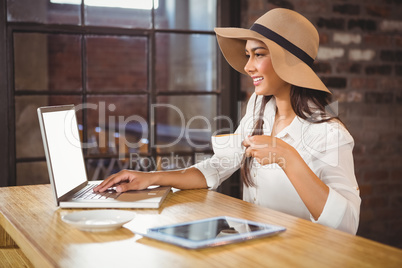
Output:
[140, 216, 286, 249]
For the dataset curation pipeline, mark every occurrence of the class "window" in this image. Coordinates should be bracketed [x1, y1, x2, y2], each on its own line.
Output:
[2, 0, 241, 196]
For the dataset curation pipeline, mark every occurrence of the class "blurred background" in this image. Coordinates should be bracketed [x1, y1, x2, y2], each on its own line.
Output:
[0, 0, 401, 249]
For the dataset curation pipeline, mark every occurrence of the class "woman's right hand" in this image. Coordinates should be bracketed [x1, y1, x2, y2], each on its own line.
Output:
[93, 170, 156, 193]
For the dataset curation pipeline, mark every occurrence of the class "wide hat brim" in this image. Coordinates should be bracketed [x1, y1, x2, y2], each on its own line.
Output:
[215, 15, 330, 93]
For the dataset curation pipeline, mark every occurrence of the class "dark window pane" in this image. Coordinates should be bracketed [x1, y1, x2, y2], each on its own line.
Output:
[84, 0, 152, 28]
[155, 95, 216, 153]
[85, 95, 148, 156]
[7, 0, 81, 25]
[86, 36, 148, 93]
[17, 162, 49, 186]
[156, 33, 217, 92]
[86, 158, 130, 180]
[156, 0, 217, 31]
[15, 95, 82, 159]
[14, 33, 82, 91]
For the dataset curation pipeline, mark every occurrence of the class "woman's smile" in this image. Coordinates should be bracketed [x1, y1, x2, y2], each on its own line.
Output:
[252, 76, 264, 86]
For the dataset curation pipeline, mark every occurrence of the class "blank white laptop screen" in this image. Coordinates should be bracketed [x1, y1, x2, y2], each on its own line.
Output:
[38, 105, 171, 209]
[42, 109, 87, 198]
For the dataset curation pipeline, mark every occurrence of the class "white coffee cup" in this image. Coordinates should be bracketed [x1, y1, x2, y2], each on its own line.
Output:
[211, 134, 244, 158]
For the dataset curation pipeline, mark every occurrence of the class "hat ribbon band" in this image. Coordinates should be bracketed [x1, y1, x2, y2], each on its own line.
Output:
[250, 23, 314, 67]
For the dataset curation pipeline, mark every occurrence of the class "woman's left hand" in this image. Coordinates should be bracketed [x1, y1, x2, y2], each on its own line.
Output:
[242, 135, 294, 167]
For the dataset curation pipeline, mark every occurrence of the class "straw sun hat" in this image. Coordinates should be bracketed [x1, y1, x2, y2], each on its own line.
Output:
[214, 8, 330, 93]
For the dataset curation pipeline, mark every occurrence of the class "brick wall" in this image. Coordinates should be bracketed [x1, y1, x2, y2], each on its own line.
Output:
[242, 0, 402, 248]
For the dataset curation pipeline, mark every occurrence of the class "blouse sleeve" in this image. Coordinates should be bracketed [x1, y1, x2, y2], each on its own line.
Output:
[306, 123, 361, 234]
[192, 93, 258, 189]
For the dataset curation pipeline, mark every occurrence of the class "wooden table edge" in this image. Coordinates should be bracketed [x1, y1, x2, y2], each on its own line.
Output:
[0, 212, 54, 268]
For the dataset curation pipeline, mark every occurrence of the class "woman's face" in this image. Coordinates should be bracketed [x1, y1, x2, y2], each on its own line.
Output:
[244, 40, 290, 96]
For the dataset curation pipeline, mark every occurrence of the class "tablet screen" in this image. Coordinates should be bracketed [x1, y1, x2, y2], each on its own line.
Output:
[143, 216, 286, 249]
[156, 217, 264, 241]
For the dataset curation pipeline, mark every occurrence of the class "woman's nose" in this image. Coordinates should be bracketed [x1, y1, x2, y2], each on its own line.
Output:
[244, 57, 255, 74]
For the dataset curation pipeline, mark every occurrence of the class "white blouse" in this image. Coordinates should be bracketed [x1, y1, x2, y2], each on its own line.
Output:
[193, 93, 361, 234]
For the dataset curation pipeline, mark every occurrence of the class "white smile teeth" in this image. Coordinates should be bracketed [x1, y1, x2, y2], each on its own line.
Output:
[253, 77, 263, 82]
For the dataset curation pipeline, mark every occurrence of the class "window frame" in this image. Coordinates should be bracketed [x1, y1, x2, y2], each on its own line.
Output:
[1, 0, 241, 197]
[0, 0, 10, 186]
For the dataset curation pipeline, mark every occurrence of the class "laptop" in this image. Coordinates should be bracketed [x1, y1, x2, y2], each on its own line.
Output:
[37, 104, 171, 208]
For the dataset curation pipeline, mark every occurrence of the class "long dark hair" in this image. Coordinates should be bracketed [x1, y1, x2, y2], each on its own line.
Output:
[240, 85, 341, 187]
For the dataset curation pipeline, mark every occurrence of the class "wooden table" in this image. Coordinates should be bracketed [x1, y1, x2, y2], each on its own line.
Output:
[0, 184, 401, 268]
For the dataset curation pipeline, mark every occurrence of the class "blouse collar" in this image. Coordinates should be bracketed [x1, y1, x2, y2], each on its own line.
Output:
[263, 97, 305, 141]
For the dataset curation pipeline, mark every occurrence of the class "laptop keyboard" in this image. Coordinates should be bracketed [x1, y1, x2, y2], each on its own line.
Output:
[72, 184, 119, 200]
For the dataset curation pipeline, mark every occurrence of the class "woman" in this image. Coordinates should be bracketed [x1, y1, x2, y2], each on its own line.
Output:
[94, 8, 360, 234]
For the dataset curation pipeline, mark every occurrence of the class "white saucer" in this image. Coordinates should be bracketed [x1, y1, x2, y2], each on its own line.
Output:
[61, 210, 136, 232]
